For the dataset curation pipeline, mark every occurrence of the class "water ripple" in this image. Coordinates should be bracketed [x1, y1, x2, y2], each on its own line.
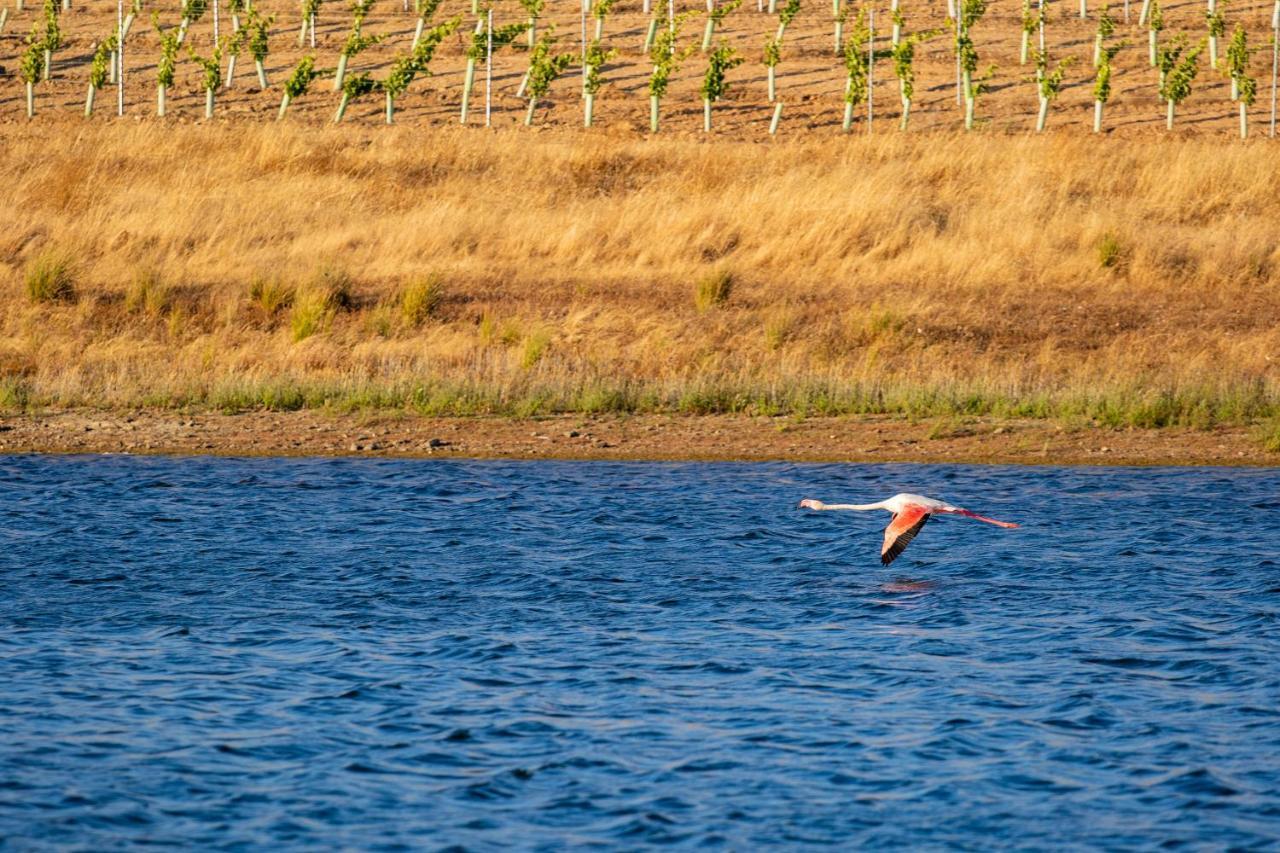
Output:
[1, 456, 1279, 848]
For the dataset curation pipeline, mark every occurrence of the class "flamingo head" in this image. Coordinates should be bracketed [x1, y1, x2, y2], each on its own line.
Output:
[798, 499, 825, 511]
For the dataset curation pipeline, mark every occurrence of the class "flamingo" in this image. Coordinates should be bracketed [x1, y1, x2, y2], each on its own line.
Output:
[799, 493, 1018, 565]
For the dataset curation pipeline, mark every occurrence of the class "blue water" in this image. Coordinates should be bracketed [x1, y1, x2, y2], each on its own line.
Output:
[2, 456, 1279, 849]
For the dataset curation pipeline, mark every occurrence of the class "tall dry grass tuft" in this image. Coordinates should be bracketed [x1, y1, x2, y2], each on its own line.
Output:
[1256, 417, 1280, 453]
[0, 124, 1277, 435]
[1096, 233, 1126, 271]
[289, 265, 355, 341]
[290, 290, 333, 342]
[400, 276, 445, 327]
[521, 329, 551, 369]
[304, 265, 357, 312]
[125, 267, 173, 317]
[24, 250, 77, 303]
[248, 276, 295, 319]
[694, 269, 734, 312]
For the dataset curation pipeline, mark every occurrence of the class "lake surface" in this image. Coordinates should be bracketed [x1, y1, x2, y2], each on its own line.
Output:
[2, 456, 1279, 849]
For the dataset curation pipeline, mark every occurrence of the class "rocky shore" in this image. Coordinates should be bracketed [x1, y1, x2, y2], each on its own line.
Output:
[0, 412, 1270, 467]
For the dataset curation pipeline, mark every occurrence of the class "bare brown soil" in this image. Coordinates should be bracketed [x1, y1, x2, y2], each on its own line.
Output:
[0, 411, 1269, 465]
[1, 0, 1276, 138]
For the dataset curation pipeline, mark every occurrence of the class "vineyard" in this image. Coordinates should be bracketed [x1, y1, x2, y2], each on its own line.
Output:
[0, 0, 1277, 135]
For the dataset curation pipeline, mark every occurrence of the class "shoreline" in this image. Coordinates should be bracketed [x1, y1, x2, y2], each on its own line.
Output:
[0, 412, 1272, 467]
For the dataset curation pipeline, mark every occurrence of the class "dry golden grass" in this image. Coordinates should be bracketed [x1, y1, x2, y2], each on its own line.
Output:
[0, 122, 1278, 428]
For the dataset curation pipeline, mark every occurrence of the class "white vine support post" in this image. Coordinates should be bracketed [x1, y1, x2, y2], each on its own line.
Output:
[1271, 0, 1278, 137]
[1207, 0, 1216, 69]
[891, 0, 900, 45]
[214, 0, 219, 43]
[1038, 0, 1045, 54]
[668, 0, 674, 52]
[833, 0, 842, 54]
[485, 8, 492, 127]
[867, 6, 874, 132]
[117, 0, 124, 115]
[110, 14, 117, 83]
[955, 9, 962, 105]
[581, 0, 587, 95]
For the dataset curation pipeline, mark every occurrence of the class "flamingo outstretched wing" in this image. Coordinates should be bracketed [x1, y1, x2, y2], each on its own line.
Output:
[881, 505, 930, 565]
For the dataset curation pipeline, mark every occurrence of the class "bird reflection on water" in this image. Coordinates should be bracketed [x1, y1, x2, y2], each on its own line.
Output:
[881, 578, 937, 594]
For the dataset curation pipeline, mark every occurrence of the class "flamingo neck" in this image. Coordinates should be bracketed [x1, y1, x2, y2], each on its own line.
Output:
[822, 502, 888, 511]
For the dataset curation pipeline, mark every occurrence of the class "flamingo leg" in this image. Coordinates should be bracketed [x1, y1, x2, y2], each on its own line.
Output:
[940, 508, 1019, 529]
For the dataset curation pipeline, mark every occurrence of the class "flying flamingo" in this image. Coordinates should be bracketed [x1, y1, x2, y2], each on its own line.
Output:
[799, 493, 1018, 565]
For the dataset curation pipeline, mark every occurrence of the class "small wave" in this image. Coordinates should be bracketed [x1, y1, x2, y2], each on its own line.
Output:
[65, 574, 128, 585]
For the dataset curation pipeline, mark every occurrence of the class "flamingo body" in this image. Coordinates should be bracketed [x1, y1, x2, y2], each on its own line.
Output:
[799, 492, 1018, 565]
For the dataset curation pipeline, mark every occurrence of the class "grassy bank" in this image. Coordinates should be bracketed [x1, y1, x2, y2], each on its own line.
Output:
[1, 124, 1278, 435]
